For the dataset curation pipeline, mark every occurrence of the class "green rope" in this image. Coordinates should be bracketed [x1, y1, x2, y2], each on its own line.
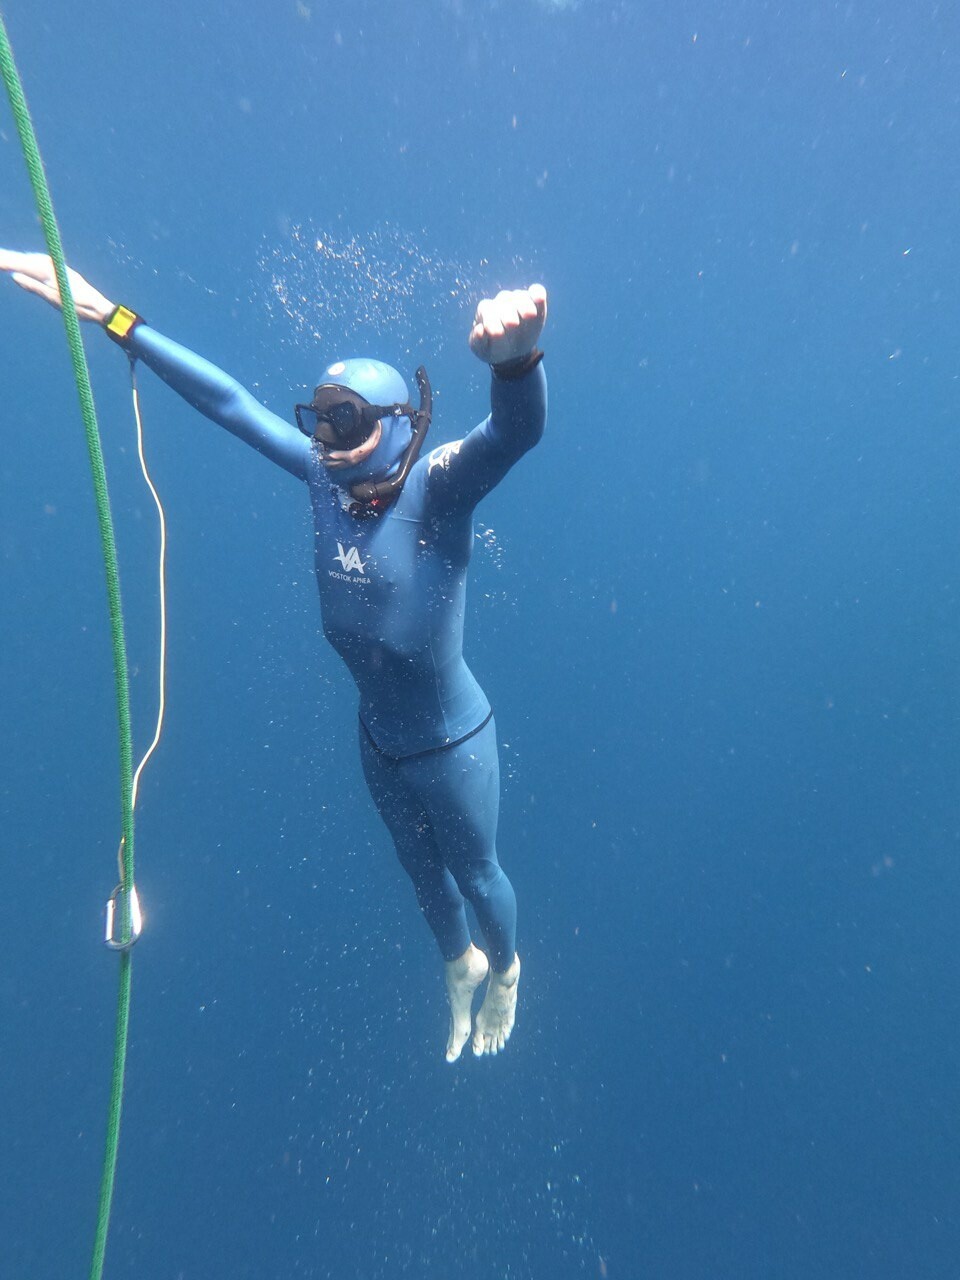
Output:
[0, 16, 136, 1280]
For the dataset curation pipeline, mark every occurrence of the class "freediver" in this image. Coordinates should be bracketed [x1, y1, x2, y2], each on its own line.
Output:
[0, 249, 547, 1062]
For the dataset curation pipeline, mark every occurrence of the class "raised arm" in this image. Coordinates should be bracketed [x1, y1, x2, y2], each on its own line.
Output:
[0, 250, 311, 481]
[123, 326, 310, 480]
[425, 284, 548, 516]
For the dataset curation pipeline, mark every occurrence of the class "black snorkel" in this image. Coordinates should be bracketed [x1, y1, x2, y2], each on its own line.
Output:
[349, 365, 432, 509]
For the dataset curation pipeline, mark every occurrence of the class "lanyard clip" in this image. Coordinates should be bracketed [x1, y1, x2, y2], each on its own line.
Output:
[104, 883, 143, 951]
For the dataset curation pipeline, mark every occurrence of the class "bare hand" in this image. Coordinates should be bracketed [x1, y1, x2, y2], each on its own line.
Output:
[469, 283, 547, 365]
[0, 250, 115, 323]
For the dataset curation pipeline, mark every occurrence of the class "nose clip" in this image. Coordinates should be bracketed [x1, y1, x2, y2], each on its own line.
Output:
[104, 882, 143, 951]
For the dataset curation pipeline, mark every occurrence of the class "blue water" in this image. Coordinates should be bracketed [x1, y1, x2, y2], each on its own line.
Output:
[2, 2, 959, 1276]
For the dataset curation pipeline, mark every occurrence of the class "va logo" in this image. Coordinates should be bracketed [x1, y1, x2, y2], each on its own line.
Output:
[334, 542, 367, 574]
[428, 440, 463, 474]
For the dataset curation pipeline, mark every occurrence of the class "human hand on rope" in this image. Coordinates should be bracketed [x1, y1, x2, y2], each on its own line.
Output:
[0, 249, 115, 323]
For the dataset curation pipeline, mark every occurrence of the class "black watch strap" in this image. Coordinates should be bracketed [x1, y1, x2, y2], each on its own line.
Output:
[491, 347, 544, 381]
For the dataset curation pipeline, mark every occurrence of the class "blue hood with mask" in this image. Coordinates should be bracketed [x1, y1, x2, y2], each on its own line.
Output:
[316, 358, 413, 488]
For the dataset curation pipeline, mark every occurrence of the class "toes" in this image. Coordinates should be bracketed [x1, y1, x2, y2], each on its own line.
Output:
[472, 1027, 501, 1057]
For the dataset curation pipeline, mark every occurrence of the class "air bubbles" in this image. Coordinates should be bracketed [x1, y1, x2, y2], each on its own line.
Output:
[256, 222, 483, 355]
[476, 525, 504, 570]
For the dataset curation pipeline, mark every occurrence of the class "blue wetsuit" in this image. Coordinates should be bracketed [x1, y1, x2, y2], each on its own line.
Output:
[126, 326, 546, 970]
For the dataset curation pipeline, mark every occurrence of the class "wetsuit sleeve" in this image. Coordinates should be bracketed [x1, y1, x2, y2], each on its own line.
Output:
[124, 325, 312, 482]
[424, 363, 547, 516]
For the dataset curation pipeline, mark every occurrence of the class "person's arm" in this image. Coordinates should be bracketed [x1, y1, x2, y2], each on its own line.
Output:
[0, 250, 311, 481]
[425, 284, 548, 516]
[424, 360, 547, 515]
[123, 325, 311, 480]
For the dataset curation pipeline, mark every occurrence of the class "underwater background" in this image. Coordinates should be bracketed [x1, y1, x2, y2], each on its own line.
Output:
[2, 1, 959, 1277]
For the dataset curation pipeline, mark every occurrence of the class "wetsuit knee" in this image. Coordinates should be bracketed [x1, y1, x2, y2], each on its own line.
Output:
[454, 860, 505, 904]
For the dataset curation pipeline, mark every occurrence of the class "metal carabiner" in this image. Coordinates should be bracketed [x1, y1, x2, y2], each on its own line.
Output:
[104, 882, 143, 951]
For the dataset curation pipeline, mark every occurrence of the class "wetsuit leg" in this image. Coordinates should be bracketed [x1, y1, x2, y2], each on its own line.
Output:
[397, 718, 517, 972]
[359, 725, 472, 962]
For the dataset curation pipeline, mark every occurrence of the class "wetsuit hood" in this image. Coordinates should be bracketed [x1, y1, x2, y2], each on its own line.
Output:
[315, 358, 413, 488]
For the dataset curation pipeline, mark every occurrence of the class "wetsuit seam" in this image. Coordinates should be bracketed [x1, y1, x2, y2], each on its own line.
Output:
[360, 708, 493, 763]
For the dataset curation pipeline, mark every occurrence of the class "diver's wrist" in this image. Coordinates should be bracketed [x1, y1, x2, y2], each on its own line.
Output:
[490, 347, 543, 381]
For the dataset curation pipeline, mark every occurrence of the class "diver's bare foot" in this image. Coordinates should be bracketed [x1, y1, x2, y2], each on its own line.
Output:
[445, 944, 489, 1063]
[472, 953, 520, 1057]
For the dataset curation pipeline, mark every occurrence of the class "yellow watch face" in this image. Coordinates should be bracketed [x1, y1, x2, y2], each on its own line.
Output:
[107, 305, 138, 338]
